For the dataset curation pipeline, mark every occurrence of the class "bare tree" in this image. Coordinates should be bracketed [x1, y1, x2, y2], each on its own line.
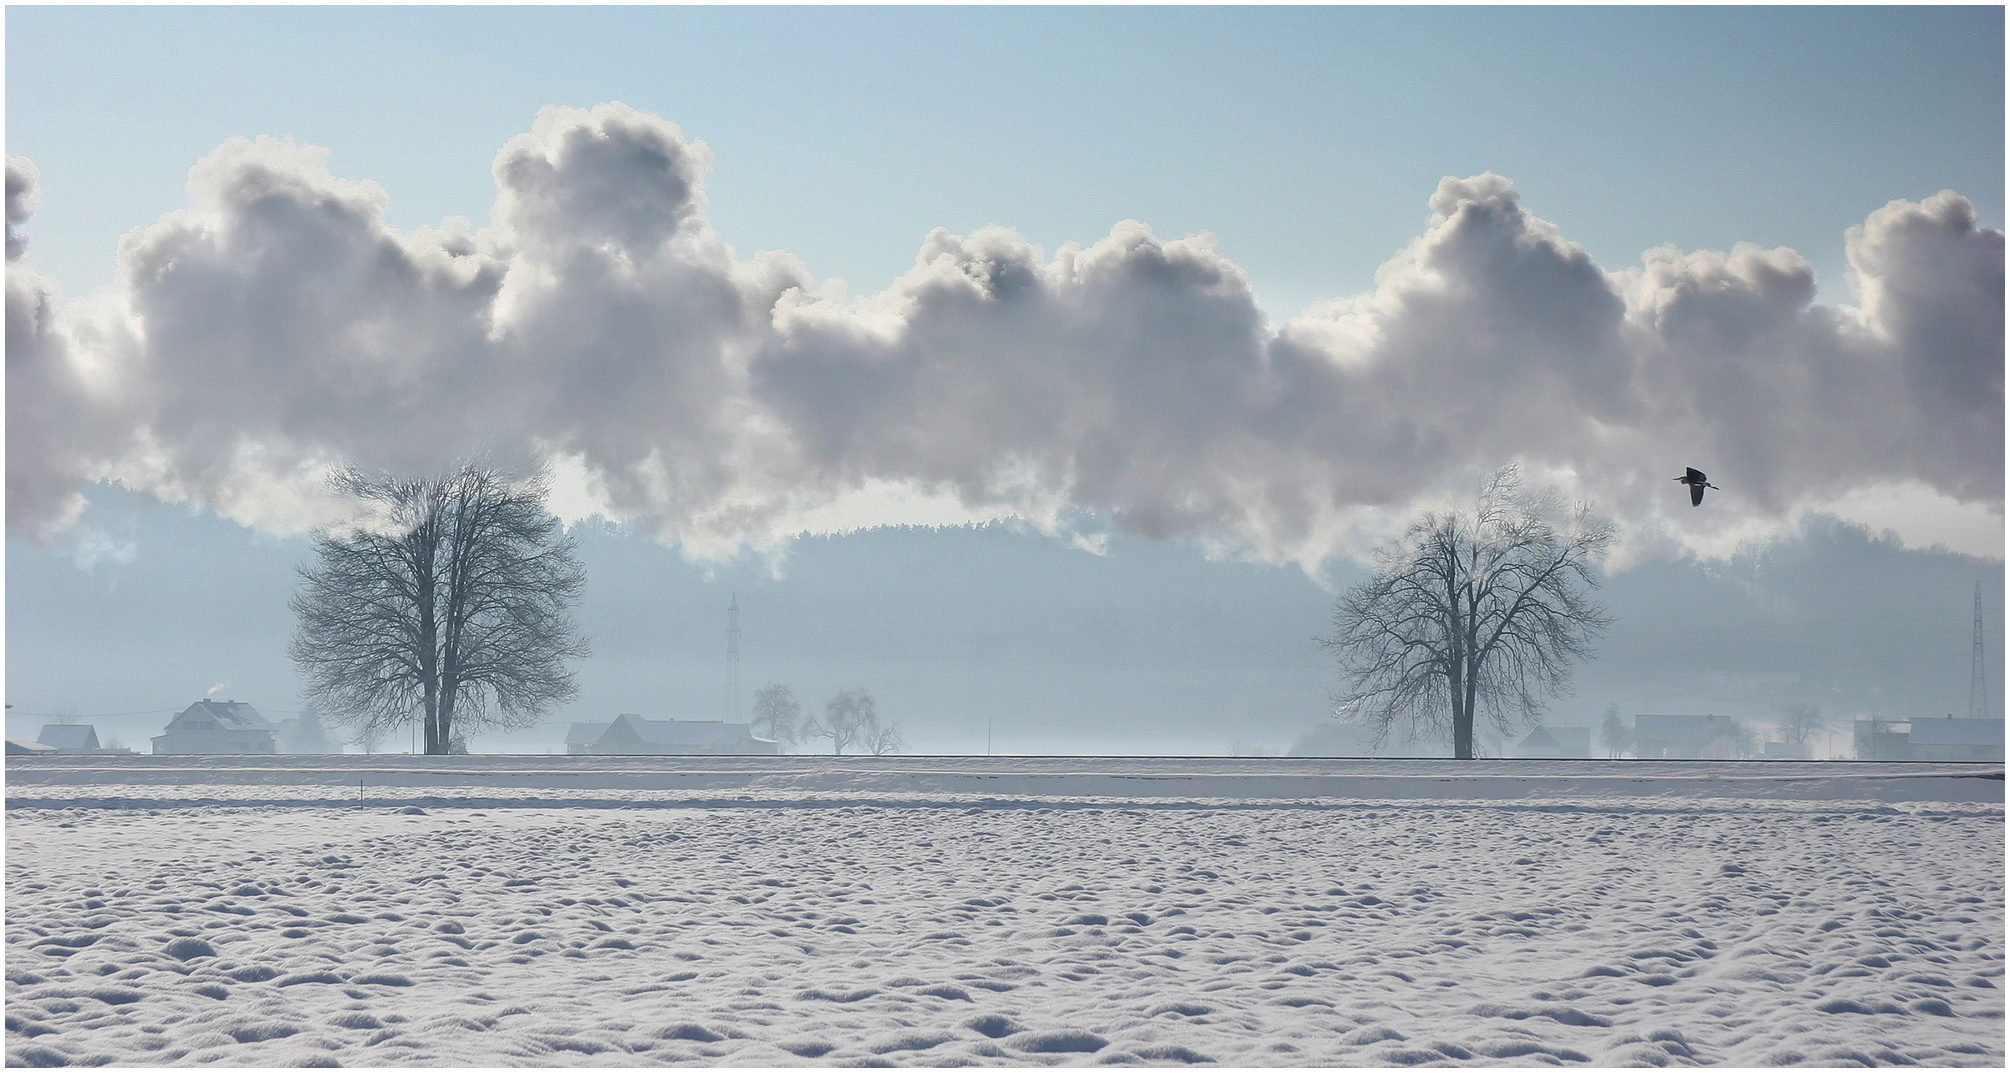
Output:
[864, 720, 906, 756]
[751, 683, 803, 750]
[290, 461, 589, 755]
[1731, 718, 1760, 759]
[1777, 701, 1827, 745]
[1599, 702, 1632, 759]
[804, 687, 901, 756]
[1325, 465, 1616, 760]
[278, 704, 337, 754]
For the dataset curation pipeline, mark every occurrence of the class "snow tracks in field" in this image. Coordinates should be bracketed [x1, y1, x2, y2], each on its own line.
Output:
[4, 766, 2004, 1066]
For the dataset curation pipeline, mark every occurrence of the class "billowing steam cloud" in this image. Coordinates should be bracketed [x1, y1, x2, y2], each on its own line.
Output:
[7, 104, 2002, 568]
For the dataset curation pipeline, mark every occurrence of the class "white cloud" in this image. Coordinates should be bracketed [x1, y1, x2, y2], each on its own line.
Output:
[6, 154, 42, 262]
[8, 154, 123, 540]
[65, 526, 137, 575]
[6, 105, 2001, 570]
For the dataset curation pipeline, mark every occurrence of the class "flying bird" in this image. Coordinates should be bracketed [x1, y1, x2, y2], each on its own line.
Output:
[1675, 467, 1719, 506]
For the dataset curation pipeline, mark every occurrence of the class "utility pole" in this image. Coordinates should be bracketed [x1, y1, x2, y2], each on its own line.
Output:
[1970, 581, 1989, 720]
[724, 593, 742, 722]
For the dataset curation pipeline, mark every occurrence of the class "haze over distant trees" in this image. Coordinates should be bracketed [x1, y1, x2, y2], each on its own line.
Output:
[806, 688, 903, 755]
[4, 482, 1995, 757]
[751, 683, 804, 751]
[277, 705, 336, 754]
[1599, 703, 1630, 759]
[1325, 466, 1616, 760]
[289, 462, 589, 755]
[1777, 702, 1829, 747]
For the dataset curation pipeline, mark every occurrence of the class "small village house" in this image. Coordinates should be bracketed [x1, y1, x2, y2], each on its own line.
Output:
[1512, 726, 1591, 759]
[36, 724, 101, 754]
[1909, 716, 2006, 762]
[571, 714, 778, 755]
[1856, 715, 2005, 762]
[1854, 717, 1911, 761]
[152, 701, 279, 755]
[1632, 714, 1740, 760]
[565, 722, 612, 755]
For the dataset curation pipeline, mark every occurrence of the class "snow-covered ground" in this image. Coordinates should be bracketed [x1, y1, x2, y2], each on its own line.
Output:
[6, 756, 2003, 1066]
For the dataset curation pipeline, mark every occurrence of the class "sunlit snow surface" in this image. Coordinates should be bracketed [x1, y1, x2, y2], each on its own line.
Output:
[6, 756, 2003, 1067]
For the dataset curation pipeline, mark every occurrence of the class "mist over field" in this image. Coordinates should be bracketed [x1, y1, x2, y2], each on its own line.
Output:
[5, 484, 1999, 757]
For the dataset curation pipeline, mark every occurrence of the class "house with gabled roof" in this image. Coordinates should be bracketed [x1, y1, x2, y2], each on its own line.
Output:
[1908, 716, 2004, 762]
[37, 724, 101, 754]
[1513, 725, 1591, 759]
[564, 722, 612, 755]
[1854, 717, 1910, 760]
[585, 714, 778, 755]
[1633, 714, 1739, 760]
[152, 700, 278, 755]
[6, 734, 58, 756]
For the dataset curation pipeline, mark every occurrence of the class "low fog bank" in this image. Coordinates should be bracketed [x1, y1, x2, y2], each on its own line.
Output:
[4, 484, 2000, 756]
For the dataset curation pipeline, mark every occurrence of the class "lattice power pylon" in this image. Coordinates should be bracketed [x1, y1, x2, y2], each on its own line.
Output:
[724, 593, 742, 722]
[1969, 581, 1990, 720]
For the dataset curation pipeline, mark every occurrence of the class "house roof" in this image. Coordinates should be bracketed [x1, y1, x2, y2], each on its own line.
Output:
[565, 722, 611, 745]
[1518, 727, 1559, 749]
[37, 725, 98, 750]
[1519, 726, 1590, 752]
[1908, 717, 2005, 748]
[173, 700, 275, 732]
[608, 714, 757, 748]
[6, 734, 57, 754]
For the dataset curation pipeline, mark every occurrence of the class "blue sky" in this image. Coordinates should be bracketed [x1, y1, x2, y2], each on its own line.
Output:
[11, 5, 2002, 315]
[6, 6, 2003, 753]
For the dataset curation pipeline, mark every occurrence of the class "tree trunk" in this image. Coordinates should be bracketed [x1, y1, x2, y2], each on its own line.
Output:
[419, 584, 439, 753]
[422, 681, 439, 754]
[437, 677, 458, 756]
[416, 520, 442, 755]
[1445, 544, 1473, 760]
[1455, 663, 1479, 760]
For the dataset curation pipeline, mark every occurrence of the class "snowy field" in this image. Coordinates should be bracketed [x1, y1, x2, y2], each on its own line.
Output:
[6, 756, 2003, 1067]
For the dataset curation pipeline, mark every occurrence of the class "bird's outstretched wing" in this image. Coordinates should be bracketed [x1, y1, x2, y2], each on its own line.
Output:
[1690, 482, 1705, 507]
[1686, 467, 1706, 483]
